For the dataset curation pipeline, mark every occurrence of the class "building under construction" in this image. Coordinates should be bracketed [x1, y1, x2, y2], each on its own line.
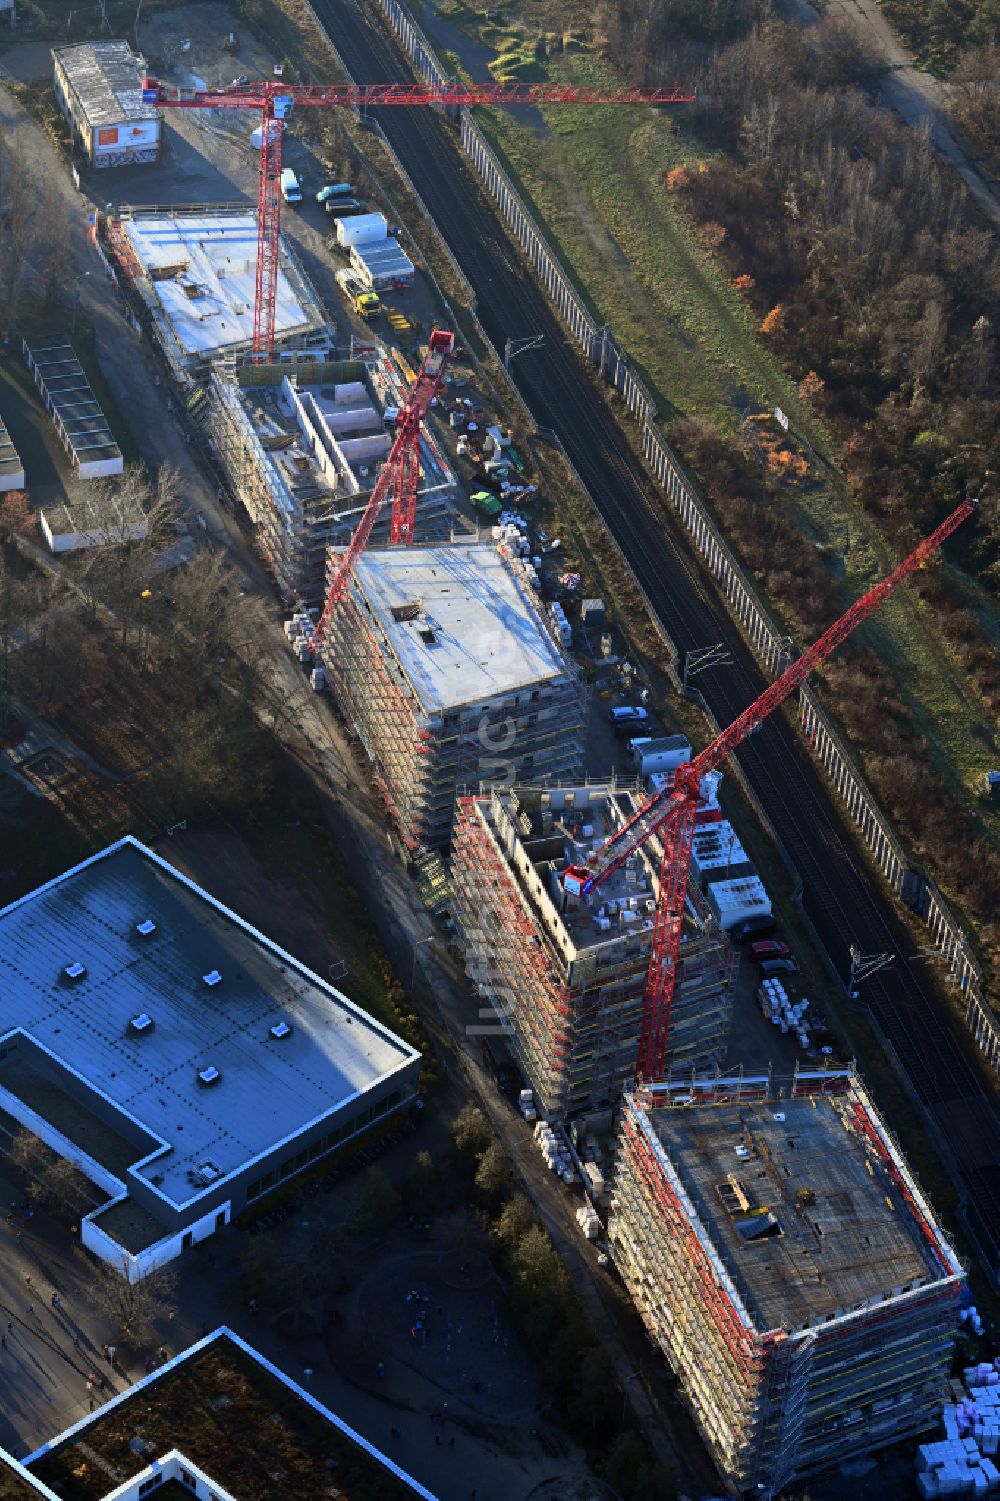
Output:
[318, 544, 585, 850]
[611, 1068, 964, 1495]
[105, 206, 331, 385]
[450, 783, 735, 1116]
[211, 355, 458, 602]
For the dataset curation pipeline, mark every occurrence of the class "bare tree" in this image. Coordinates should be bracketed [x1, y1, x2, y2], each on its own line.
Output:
[74, 465, 180, 647]
[89, 1255, 178, 1342]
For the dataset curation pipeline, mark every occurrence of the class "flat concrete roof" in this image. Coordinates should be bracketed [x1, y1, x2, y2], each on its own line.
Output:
[0, 839, 418, 1211]
[0, 414, 23, 482]
[25, 1331, 438, 1500]
[39, 493, 146, 538]
[121, 213, 312, 357]
[349, 544, 567, 715]
[650, 1094, 939, 1333]
[52, 40, 159, 128]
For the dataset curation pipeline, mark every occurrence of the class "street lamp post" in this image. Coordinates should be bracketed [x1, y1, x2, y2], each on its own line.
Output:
[70, 271, 91, 334]
[410, 933, 433, 990]
[620, 1368, 643, 1429]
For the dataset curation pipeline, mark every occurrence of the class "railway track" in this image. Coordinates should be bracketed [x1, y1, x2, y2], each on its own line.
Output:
[317, 0, 1000, 1275]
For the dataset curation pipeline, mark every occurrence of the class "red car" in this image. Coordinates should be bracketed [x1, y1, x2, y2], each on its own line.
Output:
[750, 939, 791, 960]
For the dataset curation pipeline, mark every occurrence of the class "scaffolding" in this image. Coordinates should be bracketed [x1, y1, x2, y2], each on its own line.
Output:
[319, 546, 586, 850]
[450, 784, 735, 1117]
[103, 205, 332, 387]
[609, 1072, 964, 1493]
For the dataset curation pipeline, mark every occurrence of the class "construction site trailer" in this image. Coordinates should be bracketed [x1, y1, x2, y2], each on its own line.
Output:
[336, 212, 388, 249]
[610, 1071, 964, 1494]
[22, 339, 123, 479]
[52, 40, 161, 167]
[0, 413, 24, 492]
[450, 783, 735, 1115]
[707, 874, 771, 930]
[349, 239, 415, 291]
[318, 544, 586, 850]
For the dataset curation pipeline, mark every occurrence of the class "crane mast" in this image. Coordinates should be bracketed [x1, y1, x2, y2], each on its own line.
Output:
[563, 499, 975, 1082]
[306, 330, 455, 654]
[139, 76, 694, 357]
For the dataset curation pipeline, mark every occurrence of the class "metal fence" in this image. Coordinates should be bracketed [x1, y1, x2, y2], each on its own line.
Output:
[366, 0, 996, 1058]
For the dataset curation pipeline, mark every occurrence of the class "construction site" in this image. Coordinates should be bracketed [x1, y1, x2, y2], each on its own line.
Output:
[610, 1068, 965, 1495]
[0, 16, 991, 1499]
[316, 543, 586, 849]
[210, 353, 457, 602]
[105, 206, 332, 384]
[451, 783, 736, 1116]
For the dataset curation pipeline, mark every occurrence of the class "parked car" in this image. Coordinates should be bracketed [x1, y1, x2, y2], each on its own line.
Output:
[750, 939, 791, 960]
[760, 957, 800, 976]
[608, 705, 649, 726]
[325, 198, 364, 218]
[279, 168, 302, 203]
[728, 914, 776, 943]
[316, 182, 354, 203]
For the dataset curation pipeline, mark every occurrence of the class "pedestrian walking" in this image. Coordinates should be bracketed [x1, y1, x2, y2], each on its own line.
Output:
[24, 1274, 31, 1287]
[26, 1305, 33, 1317]
[7, 1322, 12, 1335]
[1, 1334, 6, 1349]
[50, 1293, 61, 1309]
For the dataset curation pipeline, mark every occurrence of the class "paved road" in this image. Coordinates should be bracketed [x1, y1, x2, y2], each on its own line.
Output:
[319, 0, 1000, 1277]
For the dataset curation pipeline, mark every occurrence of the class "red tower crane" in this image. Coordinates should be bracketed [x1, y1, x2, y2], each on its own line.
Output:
[562, 499, 976, 1085]
[138, 77, 696, 358]
[306, 328, 455, 652]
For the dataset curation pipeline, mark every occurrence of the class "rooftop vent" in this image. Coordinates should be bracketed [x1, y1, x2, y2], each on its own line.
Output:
[197, 1066, 222, 1087]
[136, 919, 156, 937]
[419, 626, 437, 645]
[64, 962, 86, 981]
[773, 1112, 787, 1123]
[193, 1160, 222, 1185]
[269, 1021, 292, 1040]
[129, 1014, 154, 1036]
[390, 600, 422, 623]
[203, 970, 222, 987]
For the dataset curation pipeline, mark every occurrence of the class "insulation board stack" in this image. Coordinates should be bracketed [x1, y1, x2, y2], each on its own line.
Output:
[576, 1202, 601, 1240]
[756, 980, 811, 1048]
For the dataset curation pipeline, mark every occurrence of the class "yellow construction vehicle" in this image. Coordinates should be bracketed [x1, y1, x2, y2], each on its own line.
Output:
[355, 289, 381, 319]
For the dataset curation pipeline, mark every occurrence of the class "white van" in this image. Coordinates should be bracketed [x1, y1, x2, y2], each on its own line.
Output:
[280, 168, 302, 203]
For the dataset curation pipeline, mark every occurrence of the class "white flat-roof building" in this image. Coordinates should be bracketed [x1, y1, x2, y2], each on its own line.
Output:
[52, 40, 161, 167]
[0, 837, 420, 1279]
[39, 494, 148, 553]
[319, 543, 586, 849]
[107, 208, 332, 381]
